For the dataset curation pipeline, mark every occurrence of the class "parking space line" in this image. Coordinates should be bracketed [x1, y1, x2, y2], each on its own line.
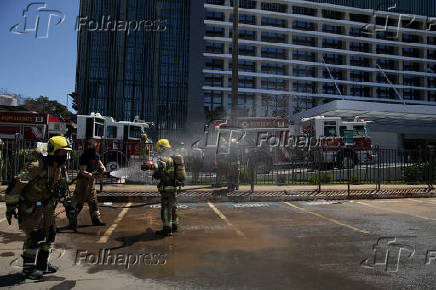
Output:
[97, 202, 132, 243]
[355, 201, 436, 221]
[283, 202, 369, 235]
[208, 202, 246, 238]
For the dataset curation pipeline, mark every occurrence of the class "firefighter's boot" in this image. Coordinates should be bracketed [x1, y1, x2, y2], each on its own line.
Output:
[155, 226, 172, 237]
[22, 256, 43, 280]
[36, 250, 58, 274]
[91, 216, 106, 226]
[90, 200, 106, 226]
[172, 224, 178, 233]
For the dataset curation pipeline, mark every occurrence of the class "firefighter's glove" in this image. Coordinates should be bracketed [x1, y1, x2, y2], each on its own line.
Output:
[6, 208, 18, 225]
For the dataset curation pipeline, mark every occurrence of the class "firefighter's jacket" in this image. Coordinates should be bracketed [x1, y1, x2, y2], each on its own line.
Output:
[6, 158, 66, 213]
[152, 157, 177, 192]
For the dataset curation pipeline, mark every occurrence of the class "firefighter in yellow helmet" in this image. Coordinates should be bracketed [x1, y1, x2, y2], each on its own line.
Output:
[5, 136, 71, 280]
[144, 139, 186, 237]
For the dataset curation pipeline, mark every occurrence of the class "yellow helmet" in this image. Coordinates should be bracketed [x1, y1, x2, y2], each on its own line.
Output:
[141, 133, 148, 140]
[47, 136, 72, 155]
[156, 139, 171, 153]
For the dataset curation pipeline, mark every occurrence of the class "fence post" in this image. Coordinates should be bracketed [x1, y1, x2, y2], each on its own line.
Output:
[317, 150, 321, 193]
[376, 146, 381, 192]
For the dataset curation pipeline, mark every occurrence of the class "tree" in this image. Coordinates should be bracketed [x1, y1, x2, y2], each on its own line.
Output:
[24, 96, 73, 117]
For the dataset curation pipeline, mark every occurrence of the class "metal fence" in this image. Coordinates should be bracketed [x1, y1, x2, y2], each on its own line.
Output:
[1, 140, 435, 191]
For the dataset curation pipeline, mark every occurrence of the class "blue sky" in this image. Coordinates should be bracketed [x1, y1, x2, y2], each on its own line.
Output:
[0, 0, 80, 111]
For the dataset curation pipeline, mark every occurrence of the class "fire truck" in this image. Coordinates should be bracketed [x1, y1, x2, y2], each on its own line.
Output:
[200, 116, 374, 171]
[0, 111, 70, 140]
[292, 116, 375, 169]
[76, 113, 153, 171]
[201, 117, 293, 173]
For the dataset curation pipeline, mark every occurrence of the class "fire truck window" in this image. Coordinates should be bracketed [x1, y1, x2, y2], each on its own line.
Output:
[339, 126, 347, 137]
[324, 121, 337, 137]
[107, 126, 117, 139]
[354, 125, 366, 136]
[130, 126, 142, 138]
[86, 118, 94, 139]
[94, 118, 105, 137]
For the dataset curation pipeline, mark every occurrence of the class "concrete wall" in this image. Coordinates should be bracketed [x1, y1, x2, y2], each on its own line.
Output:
[370, 131, 404, 150]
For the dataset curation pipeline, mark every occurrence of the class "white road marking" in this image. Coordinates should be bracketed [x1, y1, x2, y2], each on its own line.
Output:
[355, 201, 436, 221]
[208, 202, 245, 238]
[284, 202, 369, 234]
[97, 202, 132, 243]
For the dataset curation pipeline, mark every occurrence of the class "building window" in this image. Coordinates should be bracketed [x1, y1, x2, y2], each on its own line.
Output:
[350, 42, 370, 52]
[350, 56, 370, 67]
[261, 47, 287, 59]
[350, 85, 370, 97]
[293, 50, 315, 62]
[322, 10, 343, 20]
[322, 39, 342, 49]
[205, 74, 223, 87]
[350, 71, 369, 82]
[293, 35, 316, 46]
[205, 42, 224, 54]
[403, 61, 420, 72]
[262, 2, 287, 13]
[230, 29, 256, 40]
[205, 58, 224, 71]
[292, 6, 316, 16]
[293, 65, 315, 77]
[205, 11, 224, 21]
[292, 20, 316, 31]
[261, 17, 287, 28]
[323, 24, 343, 34]
[229, 44, 256, 56]
[261, 31, 287, 43]
[323, 54, 343, 65]
[229, 13, 256, 24]
[230, 0, 256, 9]
[205, 26, 224, 37]
[261, 78, 288, 90]
[262, 63, 287, 75]
[229, 60, 256, 72]
[403, 48, 421, 58]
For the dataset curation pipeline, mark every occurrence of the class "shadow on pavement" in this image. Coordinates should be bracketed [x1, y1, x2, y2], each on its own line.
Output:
[108, 228, 160, 251]
[0, 273, 25, 287]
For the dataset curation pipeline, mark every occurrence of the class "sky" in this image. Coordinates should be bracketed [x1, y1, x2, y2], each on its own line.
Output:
[0, 0, 80, 111]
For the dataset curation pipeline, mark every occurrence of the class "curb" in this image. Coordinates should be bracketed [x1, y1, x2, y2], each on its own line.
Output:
[96, 189, 435, 203]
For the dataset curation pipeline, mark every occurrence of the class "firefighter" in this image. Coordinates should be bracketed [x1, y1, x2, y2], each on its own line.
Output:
[70, 139, 106, 228]
[5, 136, 72, 280]
[146, 139, 186, 237]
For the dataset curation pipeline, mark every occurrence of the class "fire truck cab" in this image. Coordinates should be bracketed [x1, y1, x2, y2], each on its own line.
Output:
[76, 113, 152, 171]
[294, 116, 374, 169]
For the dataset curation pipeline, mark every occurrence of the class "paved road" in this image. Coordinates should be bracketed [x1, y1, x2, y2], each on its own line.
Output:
[2, 198, 436, 289]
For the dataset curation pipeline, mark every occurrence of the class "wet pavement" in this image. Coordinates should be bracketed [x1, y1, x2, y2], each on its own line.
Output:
[2, 198, 436, 289]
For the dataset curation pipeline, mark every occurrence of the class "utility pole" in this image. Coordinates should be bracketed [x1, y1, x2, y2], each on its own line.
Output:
[230, 0, 239, 126]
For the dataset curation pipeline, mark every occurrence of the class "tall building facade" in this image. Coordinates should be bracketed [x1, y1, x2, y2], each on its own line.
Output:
[203, 0, 436, 120]
[75, 0, 204, 140]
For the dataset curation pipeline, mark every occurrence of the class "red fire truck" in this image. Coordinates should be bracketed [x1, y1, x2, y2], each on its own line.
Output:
[292, 116, 375, 169]
[0, 110, 70, 140]
[76, 113, 153, 171]
[202, 116, 375, 171]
